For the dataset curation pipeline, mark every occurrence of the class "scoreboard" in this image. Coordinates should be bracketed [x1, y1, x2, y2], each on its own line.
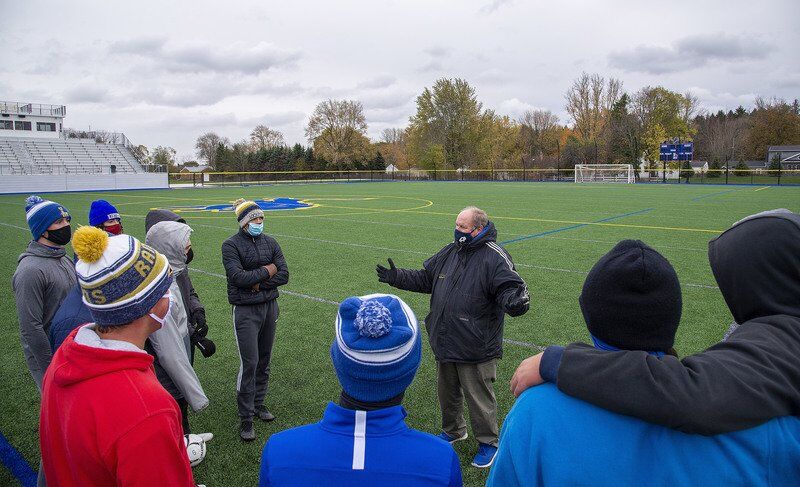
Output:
[659, 142, 694, 161]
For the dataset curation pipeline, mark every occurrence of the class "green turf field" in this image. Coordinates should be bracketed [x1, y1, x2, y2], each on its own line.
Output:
[1, 181, 798, 486]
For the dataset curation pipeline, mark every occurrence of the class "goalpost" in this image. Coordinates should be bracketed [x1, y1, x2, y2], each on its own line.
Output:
[574, 164, 635, 183]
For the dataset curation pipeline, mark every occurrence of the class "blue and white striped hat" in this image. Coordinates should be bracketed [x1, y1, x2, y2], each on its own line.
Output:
[25, 195, 70, 241]
[330, 294, 421, 402]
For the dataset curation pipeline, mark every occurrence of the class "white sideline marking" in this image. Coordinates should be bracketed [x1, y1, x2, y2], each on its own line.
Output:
[188, 266, 545, 350]
[0, 222, 30, 231]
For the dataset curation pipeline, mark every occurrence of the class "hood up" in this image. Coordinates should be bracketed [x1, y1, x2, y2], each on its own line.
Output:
[145, 221, 192, 276]
[145, 209, 185, 233]
[708, 209, 800, 324]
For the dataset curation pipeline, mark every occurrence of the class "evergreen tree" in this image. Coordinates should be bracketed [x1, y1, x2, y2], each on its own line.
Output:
[370, 151, 386, 170]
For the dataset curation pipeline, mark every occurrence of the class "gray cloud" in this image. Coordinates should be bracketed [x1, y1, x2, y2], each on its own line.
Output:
[111, 37, 301, 75]
[356, 75, 397, 90]
[609, 33, 772, 74]
[360, 90, 414, 110]
[424, 46, 451, 58]
[480, 0, 513, 14]
[242, 111, 306, 127]
[64, 85, 109, 104]
[416, 59, 444, 73]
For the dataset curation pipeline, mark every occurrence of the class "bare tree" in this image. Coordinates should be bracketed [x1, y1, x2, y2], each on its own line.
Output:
[564, 73, 622, 143]
[380, 128, 405, 144]
[250, 125, 285, 151]
[195, 132, 230, 168]
[519, 110, 560, 162]
[305, 99, 369, 168]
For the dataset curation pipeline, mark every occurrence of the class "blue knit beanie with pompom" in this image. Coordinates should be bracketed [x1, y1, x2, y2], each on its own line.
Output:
[331, 294, 421, 402]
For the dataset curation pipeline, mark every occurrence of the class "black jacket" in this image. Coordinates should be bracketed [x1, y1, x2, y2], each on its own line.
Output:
[222, 229, 289, 305]
[145, 209, 205, 330]
[552, 209, 800, 435]
[390, 221, 529, 363]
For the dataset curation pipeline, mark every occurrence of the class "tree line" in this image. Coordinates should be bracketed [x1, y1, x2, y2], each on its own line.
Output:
[134, 74, 800, 173]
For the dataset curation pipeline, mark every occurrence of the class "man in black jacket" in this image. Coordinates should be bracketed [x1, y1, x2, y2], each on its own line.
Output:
[377, 206, 530, 468]
[510, 208, 800, 435]
[222, 199, 289, 441]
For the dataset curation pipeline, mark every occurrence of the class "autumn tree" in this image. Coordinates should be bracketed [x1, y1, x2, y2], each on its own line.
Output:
[305, 99, 369, 169]
[195, 132, 230, 168]
[250, 125, 285, 151]
[518, 109, 561, 165]
[407, 78, 484, 169]
[564, 72, 622, 163]
[745, 97, 800, 160]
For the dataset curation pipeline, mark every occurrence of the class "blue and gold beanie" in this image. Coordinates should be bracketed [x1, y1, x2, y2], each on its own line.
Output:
[234, 198, 264, 228]
[331, 294, 421, 402]
[72, 226, 173, 326]
[25, 195, 70, 240]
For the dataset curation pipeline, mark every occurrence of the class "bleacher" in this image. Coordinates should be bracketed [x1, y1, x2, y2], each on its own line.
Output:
[0, 137, 144, 175]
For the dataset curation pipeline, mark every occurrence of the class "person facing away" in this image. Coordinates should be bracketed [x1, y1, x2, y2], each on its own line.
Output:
[146, 209, 216, 362]
[49, 199, 125, 352]
[375, 206, 529, 468]
[221, 199, 289, 440]
[145, 220, 210, 433]
[13, 195, 77, 392]
[509, 209, 800, 435]
[259, 293, 462, 487]
[39, 226, 195, 487]
[491, 239, 800, 486]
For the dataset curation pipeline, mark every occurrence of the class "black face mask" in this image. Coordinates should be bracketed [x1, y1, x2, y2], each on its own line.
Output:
[185, 248, 194, 265]
[46, 225, 72, 246]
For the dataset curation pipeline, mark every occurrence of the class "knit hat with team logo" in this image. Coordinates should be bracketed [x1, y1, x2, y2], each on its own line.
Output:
[72, 226, 172, 326]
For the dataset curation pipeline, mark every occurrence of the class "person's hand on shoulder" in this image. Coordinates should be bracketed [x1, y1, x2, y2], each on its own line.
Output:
[510, 352, 544, 397]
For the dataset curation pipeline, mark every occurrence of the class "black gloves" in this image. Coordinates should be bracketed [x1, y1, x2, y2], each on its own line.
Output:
[192, 334, 216, 358]
[506, 285, 530, 317]
[376, 258, 398, 284]
[193, 310, 208, 338]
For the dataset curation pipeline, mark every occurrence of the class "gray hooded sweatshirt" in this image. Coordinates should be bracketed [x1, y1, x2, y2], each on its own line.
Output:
[12, 241, 76, 391]
[145, 221, 209, 411]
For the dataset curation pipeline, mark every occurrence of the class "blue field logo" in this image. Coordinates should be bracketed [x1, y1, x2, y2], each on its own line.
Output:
[162, 197, 317, 213]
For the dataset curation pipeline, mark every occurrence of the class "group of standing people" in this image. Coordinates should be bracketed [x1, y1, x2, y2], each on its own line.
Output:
[11, 192, 800, 486]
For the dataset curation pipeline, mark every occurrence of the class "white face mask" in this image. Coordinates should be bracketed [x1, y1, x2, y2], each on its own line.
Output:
[149, 291, 174, 326]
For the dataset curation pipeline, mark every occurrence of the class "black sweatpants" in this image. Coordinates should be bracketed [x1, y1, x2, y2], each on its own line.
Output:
[233, 300, 278, 420]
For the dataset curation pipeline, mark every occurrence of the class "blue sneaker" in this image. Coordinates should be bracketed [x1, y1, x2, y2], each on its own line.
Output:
[437, 431, 468, 444]
[471, 443, 498, 468]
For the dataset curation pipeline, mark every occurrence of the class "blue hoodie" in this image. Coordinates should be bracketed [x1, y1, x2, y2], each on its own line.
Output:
[487, 383, 800, 486]
[260, 402, 462, 487]
[49, 284, 92, 352]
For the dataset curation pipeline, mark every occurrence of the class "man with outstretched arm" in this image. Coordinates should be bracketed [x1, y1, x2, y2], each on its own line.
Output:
[376, 206, 529, 468]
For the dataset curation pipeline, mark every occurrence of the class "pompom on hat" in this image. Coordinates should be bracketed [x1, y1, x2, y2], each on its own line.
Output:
[25, 195, 70, 240]
[330, 294, 421, 403]
[233, 198, 264, 228]
[72, 226, 172, 326]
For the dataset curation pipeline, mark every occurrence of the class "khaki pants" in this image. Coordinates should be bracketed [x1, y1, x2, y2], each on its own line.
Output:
[436, 359, 499, 446]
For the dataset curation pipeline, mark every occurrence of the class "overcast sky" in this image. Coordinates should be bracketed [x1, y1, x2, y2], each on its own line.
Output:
[2, 0, 797, 161]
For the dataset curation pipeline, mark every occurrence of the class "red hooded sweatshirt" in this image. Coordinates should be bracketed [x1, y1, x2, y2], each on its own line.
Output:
[40, 327, 195, 486]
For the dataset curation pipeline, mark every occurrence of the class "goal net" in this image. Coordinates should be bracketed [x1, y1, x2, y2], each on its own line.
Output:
[574, 164, 635, 183]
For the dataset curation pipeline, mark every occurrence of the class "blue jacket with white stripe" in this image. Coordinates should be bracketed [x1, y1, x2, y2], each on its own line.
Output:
[259, 402, 462, 487]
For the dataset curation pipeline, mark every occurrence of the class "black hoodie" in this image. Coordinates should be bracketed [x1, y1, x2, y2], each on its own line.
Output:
[549, 209, 800, 435]
[387, 221, 529, 363]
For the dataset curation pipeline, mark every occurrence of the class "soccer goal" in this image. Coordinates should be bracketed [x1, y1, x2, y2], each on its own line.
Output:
[574, 164, 635, 183]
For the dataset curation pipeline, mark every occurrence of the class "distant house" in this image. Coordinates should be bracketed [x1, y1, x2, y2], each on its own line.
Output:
[690, 161, 708, 173]
[178, 165, 212, 181]
[385, 164, 399, 173]
[767, 145, 800, 170]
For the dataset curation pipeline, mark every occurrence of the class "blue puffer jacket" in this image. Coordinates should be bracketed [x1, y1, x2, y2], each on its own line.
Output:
[50, 284, 92, 352]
